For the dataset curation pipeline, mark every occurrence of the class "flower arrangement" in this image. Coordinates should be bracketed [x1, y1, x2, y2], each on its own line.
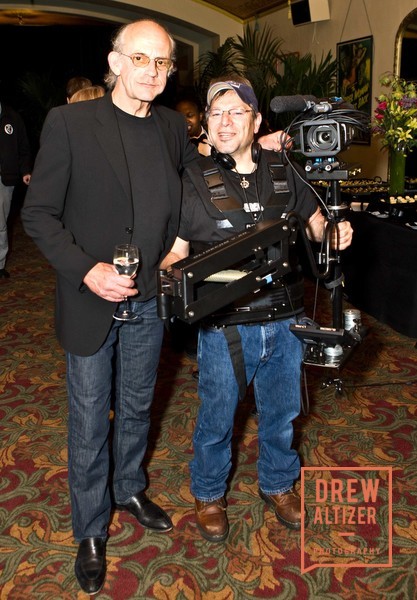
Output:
[372, 74, 417, 154]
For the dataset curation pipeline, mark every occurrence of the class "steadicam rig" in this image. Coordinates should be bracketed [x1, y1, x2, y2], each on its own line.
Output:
[270, 95, 370, 379]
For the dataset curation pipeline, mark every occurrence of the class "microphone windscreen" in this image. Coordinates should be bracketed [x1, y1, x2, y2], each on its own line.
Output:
[270, 94, 317, 114]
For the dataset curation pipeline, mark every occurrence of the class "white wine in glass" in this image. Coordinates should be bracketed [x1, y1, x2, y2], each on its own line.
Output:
[113, 243, 140, 321]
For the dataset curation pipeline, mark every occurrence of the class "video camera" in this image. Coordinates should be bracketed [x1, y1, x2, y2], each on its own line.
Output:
[270, 94, 369, 177]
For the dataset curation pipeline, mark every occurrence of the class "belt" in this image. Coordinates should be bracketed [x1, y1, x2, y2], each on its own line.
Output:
[203, 301, 304, 328]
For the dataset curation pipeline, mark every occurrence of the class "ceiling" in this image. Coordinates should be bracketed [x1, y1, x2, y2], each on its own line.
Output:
[0, 9, 108, 26]
[199, 0, 288, 20]
[0, 1, 289, 26]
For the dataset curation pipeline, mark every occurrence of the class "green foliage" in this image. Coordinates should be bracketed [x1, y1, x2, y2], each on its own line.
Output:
[194, 23, 336, 131]
[18, 71, 64, 151]
[231, 24, 284, 116]
[274, 51, 336, 97]
[194, 37, 240, 106]
[270, 50, 337, 129]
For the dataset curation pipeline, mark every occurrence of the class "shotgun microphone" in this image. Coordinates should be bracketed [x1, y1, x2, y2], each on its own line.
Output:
[270, 95, 318, 114]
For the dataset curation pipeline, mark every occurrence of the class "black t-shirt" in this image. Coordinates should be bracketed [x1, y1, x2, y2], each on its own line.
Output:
[115, 106, 172, 300]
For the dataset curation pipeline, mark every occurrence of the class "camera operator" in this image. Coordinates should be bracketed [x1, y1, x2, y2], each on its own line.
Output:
[161, 76, 353, 542]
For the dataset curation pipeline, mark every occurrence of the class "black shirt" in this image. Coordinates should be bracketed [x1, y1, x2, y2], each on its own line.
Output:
[115, 106, 172, 300]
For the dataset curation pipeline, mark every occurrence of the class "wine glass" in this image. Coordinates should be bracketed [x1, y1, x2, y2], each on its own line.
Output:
[113, 243, 140, 321]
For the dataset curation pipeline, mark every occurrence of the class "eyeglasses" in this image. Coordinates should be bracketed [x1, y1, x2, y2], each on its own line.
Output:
[119, 52, 172, 71]
[207, 108, 253, 120]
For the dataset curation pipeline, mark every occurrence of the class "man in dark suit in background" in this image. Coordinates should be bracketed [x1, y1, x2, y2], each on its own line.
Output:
[0, 100, 32, 278]
[22, 19, 197, 595]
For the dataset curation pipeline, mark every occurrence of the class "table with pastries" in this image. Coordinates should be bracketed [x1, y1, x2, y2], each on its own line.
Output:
[339, 182, 417, 338]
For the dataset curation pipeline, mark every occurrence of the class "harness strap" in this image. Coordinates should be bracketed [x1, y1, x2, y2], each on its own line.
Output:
[268, 163, 290, 194]
[222, 326, 247, 401]
[203, 167, 229, 199]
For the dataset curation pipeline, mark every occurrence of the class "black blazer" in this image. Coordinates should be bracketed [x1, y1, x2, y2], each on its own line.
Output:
[0, 104, 32, 186]
[22, 93, 198, 356]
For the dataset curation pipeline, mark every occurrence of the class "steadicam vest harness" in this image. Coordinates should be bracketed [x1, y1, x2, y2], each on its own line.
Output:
[201, 156, 290, 229]
[191, 155, 305, 399]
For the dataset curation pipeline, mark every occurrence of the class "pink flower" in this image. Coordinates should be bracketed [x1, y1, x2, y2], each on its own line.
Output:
[400, 97, 417, 109]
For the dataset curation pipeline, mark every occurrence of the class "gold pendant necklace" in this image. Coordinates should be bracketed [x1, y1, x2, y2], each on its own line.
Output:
[235, 164, 257, 189]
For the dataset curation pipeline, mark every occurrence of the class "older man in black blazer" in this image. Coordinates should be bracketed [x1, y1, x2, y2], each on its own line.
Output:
[22, 16, 290, 594]
[22, 19, 198, 594]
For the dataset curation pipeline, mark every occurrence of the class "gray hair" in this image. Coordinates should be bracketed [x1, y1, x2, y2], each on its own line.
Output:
[104, 19, 177, 90]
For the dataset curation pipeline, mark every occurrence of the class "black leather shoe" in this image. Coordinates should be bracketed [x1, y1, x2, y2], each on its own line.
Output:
[74, 537, 106, 595]
[116, 492, 173, 532]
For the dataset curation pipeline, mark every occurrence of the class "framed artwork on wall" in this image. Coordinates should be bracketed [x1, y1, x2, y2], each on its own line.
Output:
[337, 35, 373, 144]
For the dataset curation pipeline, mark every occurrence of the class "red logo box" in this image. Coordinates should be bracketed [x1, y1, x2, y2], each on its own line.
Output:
[301, 467, 392, 572]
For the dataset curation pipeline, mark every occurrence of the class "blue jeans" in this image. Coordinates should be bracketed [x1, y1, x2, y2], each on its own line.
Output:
[0, 181, 14, 269]
[190, 318, 302, 502]
[66, 298, 164, 541]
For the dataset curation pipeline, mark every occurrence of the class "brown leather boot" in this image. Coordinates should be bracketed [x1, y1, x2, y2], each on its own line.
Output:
[195, 497, 229, 542]
[259, 488, 303, 530]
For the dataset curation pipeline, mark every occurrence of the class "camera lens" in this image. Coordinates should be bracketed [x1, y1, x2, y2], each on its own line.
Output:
[299, 119, 355, 157]
[307, 124, 338, 152]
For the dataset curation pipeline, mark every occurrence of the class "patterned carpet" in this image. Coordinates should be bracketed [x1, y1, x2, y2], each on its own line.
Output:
[1, 218, 416, 600]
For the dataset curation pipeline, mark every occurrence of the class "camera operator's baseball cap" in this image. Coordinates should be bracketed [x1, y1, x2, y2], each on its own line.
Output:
[206, 80, 259, 113]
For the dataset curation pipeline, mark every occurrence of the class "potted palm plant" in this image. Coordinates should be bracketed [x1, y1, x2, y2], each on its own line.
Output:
[194, 23, 336, 132]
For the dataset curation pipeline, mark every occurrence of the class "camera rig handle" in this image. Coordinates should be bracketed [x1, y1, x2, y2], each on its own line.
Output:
[157, 219, 296, 324]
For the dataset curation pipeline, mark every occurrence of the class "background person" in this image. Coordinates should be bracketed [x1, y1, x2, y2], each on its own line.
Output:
[175, 96, 210, 156]
[161, 77, 353, 543]
[66, 76, 92, 102]
[69, 85, 106, 103]
[0, 99, 32, 278]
